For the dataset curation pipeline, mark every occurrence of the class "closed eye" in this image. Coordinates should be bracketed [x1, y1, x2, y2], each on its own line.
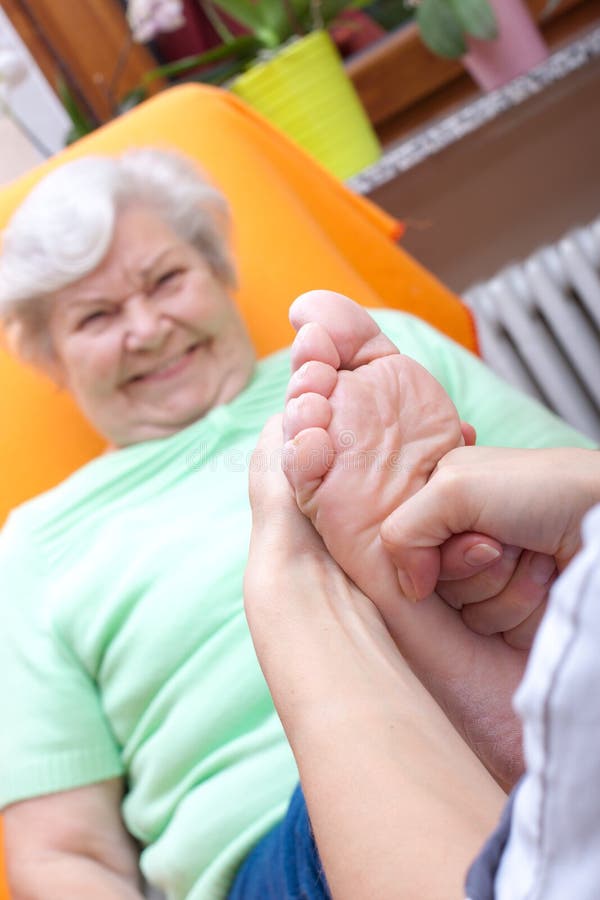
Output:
[154, 268, 183, 290]
[79, 309, 110, 329]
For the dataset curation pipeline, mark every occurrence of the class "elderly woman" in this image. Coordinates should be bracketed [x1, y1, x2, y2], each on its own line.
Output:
[0, 148, 592, 899]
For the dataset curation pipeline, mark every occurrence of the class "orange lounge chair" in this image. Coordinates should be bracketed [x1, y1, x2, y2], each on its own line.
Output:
[0, 84, 477, 895]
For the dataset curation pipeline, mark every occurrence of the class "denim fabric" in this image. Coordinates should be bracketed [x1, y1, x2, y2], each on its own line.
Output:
[465, 784, 519, 900]
[228, 784, 332, 900]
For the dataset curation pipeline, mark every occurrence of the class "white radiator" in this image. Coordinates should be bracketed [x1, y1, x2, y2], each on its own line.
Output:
[464, 218, 600, 443]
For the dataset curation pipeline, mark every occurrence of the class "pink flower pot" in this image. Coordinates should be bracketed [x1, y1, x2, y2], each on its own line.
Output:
[462, 0, 549, 91]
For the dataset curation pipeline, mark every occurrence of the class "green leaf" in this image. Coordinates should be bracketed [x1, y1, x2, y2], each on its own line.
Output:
[449, 0, 497, 41]
[184, 56, 250, 85]
[364, 0, 415, 32]
[416, 0, 466, 59]
[319, 0, 355, 25]
[299, 0, 372, 31]
[56, 75, 95, 141]
[263, 0, 305, 42]
[203, 0, 267, 32]
[198, 0, 365, 48]
[291, 0, 316, 34]
[206, 0, 285, 45]
[116, 86, 147, 114]
[141, 35, 260, 84]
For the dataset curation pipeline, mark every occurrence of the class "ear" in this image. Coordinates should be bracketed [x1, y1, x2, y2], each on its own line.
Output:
[42, 358, 68, 389]
[29, 341, 69, 389]
[460, 420, 477, 446]
[3, 313, 67, 388]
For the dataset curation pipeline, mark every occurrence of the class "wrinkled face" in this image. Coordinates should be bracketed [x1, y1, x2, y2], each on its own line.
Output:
[48, 205, 255, 446]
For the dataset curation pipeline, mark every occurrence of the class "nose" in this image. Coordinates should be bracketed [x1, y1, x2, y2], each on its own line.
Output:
[124, 294, 170, 352]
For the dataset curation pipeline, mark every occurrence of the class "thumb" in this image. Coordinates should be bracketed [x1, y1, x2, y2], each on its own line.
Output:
[380, 473, 481, 601]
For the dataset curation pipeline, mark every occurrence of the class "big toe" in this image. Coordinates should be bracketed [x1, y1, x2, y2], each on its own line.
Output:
[289, 290, 399, 370]
[290, 322, 341, 373]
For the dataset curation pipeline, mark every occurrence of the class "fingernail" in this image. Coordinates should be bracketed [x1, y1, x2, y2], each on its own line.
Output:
[396, 569, 418, 603]
[529, 552, 556, 585]
[463, 543, 502, 567]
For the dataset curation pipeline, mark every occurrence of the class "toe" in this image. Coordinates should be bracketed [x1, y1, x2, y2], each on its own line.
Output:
[290, 290, 399, 370]
[286, 360, 338, 403]
[291, 322, 341, 372]
[284, 392, 332, 442]
[282, 427, 334, 506]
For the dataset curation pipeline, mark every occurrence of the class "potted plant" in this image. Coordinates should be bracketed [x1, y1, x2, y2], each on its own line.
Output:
[413, 0, 549, 91]
[125, 0, 382, 179]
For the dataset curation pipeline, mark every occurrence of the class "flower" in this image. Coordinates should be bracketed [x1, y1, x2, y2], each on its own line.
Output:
[127, 0, 186, 43]
[0, 47, 28, 89]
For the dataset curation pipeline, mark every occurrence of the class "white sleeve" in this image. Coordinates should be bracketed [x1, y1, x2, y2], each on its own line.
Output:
[496, 504, 600, 899]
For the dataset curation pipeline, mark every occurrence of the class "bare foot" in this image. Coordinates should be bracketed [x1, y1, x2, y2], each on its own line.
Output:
[282, 290, 527, 788]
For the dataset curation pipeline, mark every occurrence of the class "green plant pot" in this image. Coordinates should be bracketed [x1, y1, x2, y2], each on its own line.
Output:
[230, 30, 381, 180]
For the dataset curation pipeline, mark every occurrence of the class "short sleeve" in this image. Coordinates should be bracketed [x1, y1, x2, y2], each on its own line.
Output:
[371, 311, 597, 451]
[0, 514, 124, 808]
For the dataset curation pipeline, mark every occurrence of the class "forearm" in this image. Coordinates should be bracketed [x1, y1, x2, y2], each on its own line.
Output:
[4, 778, 143, 900]
[8, 854, 144, 900]
[247, 568, 505, 900]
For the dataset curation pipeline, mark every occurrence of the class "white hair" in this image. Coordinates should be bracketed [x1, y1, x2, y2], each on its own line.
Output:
[0, 148, 236, 365]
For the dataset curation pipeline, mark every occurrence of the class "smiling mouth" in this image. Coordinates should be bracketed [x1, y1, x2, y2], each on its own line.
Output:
[127, 342, 205, 385]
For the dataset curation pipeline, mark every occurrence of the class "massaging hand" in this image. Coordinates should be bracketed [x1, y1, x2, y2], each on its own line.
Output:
[428, 425, 557, 650]
[430, 530, 556, 650]
[381, 447, 600, 649]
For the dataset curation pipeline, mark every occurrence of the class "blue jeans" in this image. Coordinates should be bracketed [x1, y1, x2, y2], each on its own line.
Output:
[228, 784, 332, 899]
[465, 785, 519, 900]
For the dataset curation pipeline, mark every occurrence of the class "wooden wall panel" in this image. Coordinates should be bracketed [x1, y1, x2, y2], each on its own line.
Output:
[2, 0, 164, 123]
[1, 0, 57, 92]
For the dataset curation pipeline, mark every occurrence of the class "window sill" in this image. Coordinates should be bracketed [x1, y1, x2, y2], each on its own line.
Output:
[346, 0, 599, 145]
